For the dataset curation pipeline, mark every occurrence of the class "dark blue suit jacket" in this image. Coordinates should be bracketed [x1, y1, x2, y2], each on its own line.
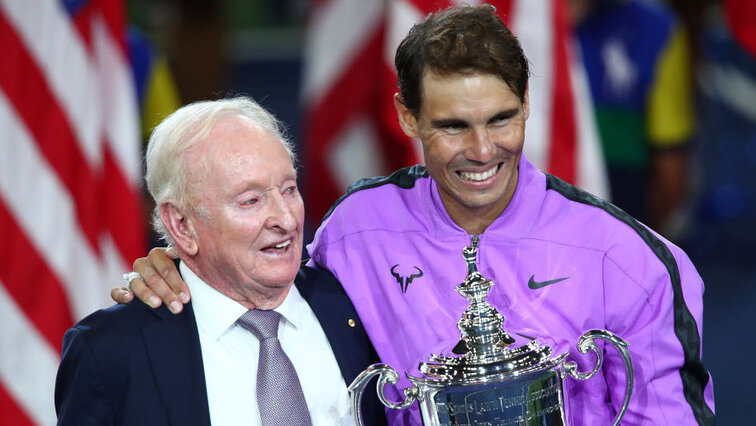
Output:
[54, 266, 386, 425]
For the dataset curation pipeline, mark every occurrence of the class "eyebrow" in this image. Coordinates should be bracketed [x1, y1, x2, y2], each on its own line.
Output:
[430, 108, 521, 129]
[430, 118, 468, 129]
[488, 108, 520, 122]
[231, 173, 298, 195]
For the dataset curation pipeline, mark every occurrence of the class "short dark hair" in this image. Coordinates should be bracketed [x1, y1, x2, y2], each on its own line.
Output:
[395, 4, 529, 115]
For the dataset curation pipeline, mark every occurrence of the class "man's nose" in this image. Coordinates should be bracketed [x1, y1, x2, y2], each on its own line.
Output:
[466, 127, 496, 163]
[264, 193, 296, 231]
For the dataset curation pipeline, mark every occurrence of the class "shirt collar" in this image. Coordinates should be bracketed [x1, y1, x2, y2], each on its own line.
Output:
[275, 282, 304, 330]
[180, 262, 303, 340]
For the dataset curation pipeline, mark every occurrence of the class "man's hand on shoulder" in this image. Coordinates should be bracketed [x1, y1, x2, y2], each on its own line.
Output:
[109, 246, 191, 314]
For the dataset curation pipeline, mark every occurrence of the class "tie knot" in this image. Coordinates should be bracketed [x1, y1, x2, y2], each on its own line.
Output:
[237, 309, 282, 340]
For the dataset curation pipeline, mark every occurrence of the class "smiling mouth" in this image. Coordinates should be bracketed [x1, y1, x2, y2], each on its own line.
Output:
[262, 239, 293, 253]
[274, 240, 291, 249]
[457, 163, 500, 182]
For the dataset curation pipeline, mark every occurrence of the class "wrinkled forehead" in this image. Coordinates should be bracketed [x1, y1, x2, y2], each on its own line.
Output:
[419, 68, 515, 100]
[206, 115, 288, 158]
[186, 117, 295, 190]
[418, 71, 521, 112]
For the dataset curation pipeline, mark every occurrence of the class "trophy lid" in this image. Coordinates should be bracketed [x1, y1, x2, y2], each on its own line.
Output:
[407, 236, 567, 387]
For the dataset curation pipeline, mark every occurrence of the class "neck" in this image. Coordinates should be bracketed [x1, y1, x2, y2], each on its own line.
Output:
[447, 201, 509, 235]
[232, 291, 289, 310]
[439, 183, 517, 236]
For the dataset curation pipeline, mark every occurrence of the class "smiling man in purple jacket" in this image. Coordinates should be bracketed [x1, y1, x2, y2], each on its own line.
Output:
[117, 4, 715, 425]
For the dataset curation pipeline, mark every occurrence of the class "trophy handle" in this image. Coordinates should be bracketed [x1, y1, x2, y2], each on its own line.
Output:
[347, 363, 420, 426]
[562, 330, 634, 426]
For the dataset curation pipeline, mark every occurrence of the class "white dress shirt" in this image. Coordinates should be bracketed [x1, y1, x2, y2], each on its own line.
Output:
[180, 262, 353, 425]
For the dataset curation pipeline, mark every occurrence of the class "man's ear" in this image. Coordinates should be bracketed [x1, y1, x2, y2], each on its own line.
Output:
[159, 202, 198, 256]
[394, 93, 419, 139]
[522, 85, 530, 121]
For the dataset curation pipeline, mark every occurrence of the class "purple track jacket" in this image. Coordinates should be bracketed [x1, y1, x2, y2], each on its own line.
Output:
[308, 156, 715, 425]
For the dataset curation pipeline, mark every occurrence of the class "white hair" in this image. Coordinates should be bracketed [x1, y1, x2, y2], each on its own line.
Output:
[145, 96, 295, 245]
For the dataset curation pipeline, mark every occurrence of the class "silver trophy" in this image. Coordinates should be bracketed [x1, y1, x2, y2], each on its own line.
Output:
[349, 237, 634, 425]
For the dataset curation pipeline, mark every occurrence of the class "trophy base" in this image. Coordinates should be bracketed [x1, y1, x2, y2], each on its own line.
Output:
[420, 369, 565, 426]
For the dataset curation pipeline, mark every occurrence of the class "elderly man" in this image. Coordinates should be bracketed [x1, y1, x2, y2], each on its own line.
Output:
[116, 5, 715, 425]
[55, 97, 384, 425]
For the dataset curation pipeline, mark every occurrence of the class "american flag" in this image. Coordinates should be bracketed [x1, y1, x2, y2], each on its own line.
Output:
[0, 0, 145, 424]
[303, 0, 608, 223]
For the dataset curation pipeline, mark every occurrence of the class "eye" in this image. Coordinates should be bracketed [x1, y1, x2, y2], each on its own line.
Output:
[442, 123, 467, 135]
[432, 120, 467, 135]
[242, 197, 259, 206]
[283, 185, 298, 196]
[489, 110, 518, 127]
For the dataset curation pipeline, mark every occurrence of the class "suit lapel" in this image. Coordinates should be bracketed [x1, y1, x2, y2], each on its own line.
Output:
[142, 304, 211, 426]
[295, 266, 372, 384]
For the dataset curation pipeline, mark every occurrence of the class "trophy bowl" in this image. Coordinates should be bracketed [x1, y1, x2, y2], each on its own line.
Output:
[349, 237, 633, 426]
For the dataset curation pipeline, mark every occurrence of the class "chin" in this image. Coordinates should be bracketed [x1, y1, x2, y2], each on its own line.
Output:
[460, 190, 507, 208]
[272, 268, 300, 287]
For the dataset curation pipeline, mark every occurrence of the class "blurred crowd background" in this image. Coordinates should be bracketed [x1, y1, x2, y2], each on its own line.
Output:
[1, 0, 754, 424]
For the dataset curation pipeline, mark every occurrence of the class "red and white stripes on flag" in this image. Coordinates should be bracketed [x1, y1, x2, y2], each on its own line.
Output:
[0, 1, 145, 424]
[303, 0, 608, 222]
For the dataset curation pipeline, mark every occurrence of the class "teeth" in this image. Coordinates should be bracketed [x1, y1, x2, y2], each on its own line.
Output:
[459, 165, 498, 182]
[274, 240, 291, 249]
